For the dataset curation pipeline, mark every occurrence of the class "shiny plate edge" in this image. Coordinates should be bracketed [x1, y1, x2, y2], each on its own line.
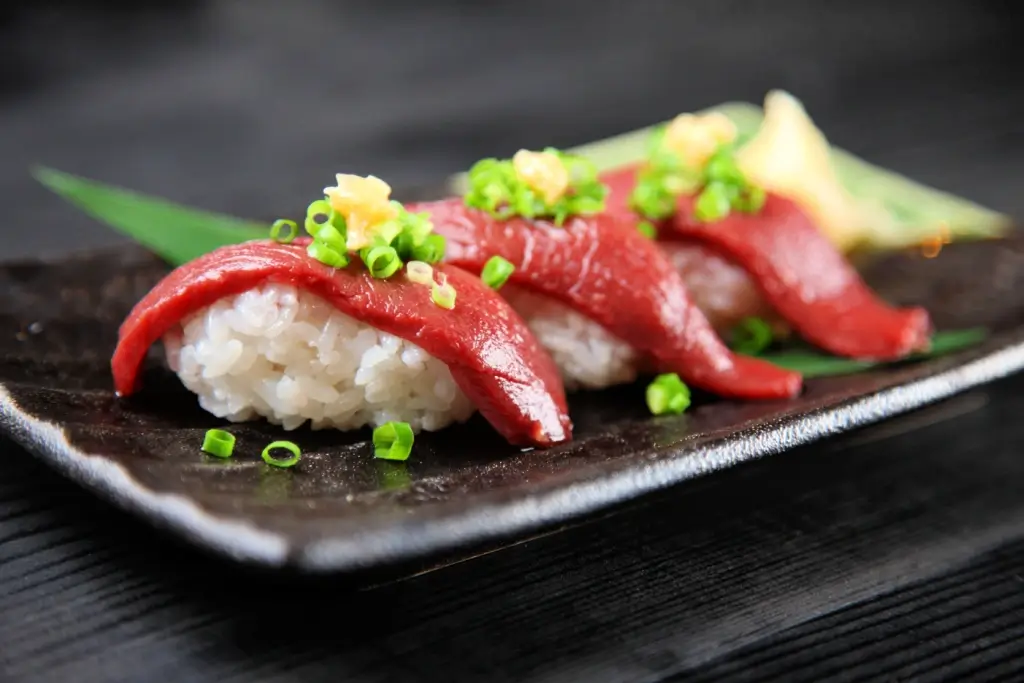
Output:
[2, 334, 1023, 572]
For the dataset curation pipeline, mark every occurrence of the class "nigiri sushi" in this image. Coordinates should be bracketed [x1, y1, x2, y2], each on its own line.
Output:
[409, 150, 802, 401]
[602, 162, 782, 338]
[602, 110, 933, 361]
[112, 174, 572, 448]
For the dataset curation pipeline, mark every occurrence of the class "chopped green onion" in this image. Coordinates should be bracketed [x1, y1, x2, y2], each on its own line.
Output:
[373, 421, 415, 461]
[629, 127, 701, 221]
[481, 255, 515, 290]
[431, 280, 457, 309]
[410, 233, 446, 264]
[201, 429, 235, 458]
[637, 221, 658, 239]
[293, 177, 445, 280]
[694, 182, 732, 222]
[401, 210, 435, 245]
[307, 240, 349, 268]
[269, 219, 298, 244]
[645, 373, 691, 416]
[363, 245, 401, 279]
[406, 260, 433, 285]
[314, 224, 346, 253]
[734, 185, 766, 214]
[261, 440, 302, 468]
[305, 199, 332, 216]
[630, 175, 681, 221]
[304, 199, 334, 234]
[631, 132, 768, 223]
[730, 317, 774, 355]
[463, 148, 608, 224]
[388, 209, 441, 263]
[390, 230, 415, 260]
[704, 148, 745, 185]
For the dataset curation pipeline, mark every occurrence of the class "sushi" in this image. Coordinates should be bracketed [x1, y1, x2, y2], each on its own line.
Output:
[409, 150, 803, 401]
[112, 174, 572, 448]
[602, 164, 782, 338]
[600, 104, 933, 361]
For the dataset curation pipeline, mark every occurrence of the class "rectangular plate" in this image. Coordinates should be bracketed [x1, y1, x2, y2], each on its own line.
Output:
[1, 228, 1023, 572]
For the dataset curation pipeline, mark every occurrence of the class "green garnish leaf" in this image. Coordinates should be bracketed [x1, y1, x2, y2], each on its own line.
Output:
[730, 317, 774, 356]
[261, 440, 302, 468]
[463, 148, 608, 225]
[646, 373, 692, 416]
[201, 429, 236, 458]
[32, 165, 267, 267]
[481, 255, 515, 290]
[756, 328, 988, 378]
[373, 421, 415, 461]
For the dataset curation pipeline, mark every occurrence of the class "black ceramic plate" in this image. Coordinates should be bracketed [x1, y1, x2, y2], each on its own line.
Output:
[1, 231, 1023, 572]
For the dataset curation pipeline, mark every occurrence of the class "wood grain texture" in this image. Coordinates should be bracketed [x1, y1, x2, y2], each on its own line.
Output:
[3, 0, 1024, 680]
[4, 379, 1024, 682]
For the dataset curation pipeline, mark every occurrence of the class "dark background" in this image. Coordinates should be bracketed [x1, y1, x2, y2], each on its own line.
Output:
[3, 1, 1024, 681]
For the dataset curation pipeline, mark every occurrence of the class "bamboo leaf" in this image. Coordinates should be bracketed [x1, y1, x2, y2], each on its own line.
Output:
[756, 328, 988, 378]
[33, 165, 268, 266]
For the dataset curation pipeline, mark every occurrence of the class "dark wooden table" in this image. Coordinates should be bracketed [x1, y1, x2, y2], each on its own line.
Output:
[3, 2, 1024, 681]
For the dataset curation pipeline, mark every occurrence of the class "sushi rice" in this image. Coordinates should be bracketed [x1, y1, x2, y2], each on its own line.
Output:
[163, 283, 475, 432]
[502, 286, 639, 391]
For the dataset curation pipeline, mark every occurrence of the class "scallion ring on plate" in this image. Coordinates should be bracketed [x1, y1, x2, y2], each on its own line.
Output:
[645, 373, 691, 416]
[373, 421, 415, 461]
[261, 440, 302, 468]
[201, 429, 236, 458]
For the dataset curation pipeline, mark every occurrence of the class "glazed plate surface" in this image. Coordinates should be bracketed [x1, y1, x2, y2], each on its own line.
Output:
[1, 232, 1023, 572]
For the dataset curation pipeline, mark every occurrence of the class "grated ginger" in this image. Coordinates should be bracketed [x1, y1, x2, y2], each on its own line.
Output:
[323, 174, 399, 251]
[663, 112, 738, 168]
[513, 149, 570, 204]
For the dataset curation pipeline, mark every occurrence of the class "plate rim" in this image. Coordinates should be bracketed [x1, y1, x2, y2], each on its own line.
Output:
[3, 316, 1023, 572]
